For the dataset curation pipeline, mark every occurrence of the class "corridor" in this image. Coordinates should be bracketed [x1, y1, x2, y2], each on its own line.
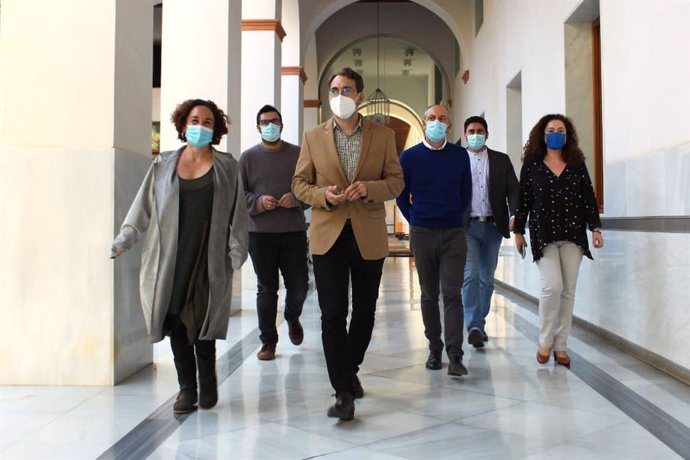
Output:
[1, 254, 688, 459]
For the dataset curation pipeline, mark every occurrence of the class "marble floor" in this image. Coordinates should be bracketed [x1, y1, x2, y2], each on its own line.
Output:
[1, 257, 689, 459]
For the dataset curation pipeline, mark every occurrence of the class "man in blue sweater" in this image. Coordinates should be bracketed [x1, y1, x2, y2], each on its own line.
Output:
[397, 104, 472, 376]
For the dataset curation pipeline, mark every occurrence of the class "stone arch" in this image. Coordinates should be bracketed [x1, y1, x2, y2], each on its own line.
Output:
[317, 34, 452, 111]
[300, 0, 469, 73]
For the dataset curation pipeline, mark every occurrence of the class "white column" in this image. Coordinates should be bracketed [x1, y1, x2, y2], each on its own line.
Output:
[241, 0, 283, 151]
[302, 37, 321, 130]
[160, 0, 242, 156]
[0, 0, 153, 385]
[280, 0, 304, 145]
[280, 70, 305, 145]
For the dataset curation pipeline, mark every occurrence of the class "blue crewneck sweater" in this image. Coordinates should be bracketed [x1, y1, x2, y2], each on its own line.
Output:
[396, 141, 472, 228]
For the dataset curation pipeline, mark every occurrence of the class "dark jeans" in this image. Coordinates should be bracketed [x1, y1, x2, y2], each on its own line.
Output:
[410, 226, 467, 358]
[248, 231, 309, 345]
[312, 223, 384, 394]
[166, 314, 215, 363]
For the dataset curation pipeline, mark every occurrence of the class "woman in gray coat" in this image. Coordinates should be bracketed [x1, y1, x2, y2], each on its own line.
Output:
[111, 99, 248, 414]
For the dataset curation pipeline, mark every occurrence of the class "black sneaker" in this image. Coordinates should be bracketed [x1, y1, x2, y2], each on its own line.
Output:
[468, 328, 485, 349]
[448, 356, 468, 376]
[425, 350, 442, 370]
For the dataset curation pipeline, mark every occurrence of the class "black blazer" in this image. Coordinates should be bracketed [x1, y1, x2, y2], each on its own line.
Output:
[462, 147, 520, 238]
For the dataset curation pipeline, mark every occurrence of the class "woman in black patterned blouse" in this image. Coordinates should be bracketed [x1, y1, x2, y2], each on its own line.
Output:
[513, 114, 603, 368]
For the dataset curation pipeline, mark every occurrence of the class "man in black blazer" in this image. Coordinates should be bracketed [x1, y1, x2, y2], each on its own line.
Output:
[458, 116, 519, 349]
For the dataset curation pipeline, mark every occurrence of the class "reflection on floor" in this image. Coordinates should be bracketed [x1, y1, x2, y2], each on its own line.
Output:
[388, 235, 412, 257]
[1, 257, 688, 459]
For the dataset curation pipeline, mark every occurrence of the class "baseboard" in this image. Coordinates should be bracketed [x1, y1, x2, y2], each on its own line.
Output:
[495, 280, 690, 386]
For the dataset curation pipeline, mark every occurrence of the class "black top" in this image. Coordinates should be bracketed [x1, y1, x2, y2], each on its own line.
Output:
[513, 160, 601, 261]
[168, 168, 214, 329]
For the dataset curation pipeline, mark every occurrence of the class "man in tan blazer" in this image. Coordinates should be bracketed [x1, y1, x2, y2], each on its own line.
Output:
[292, 67, 403, 421]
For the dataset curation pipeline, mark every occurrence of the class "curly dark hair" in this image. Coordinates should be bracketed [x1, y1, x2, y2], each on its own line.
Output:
[522, 113, 585, 164]
[170, 99, 230, 145]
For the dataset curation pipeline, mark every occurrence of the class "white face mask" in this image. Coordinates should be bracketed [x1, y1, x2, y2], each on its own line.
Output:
[329, 95, 357, 120]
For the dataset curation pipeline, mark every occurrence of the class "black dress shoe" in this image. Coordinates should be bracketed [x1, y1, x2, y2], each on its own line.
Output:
[287, 319, 304, 346]
[352, 375, 364, 399]
[327, 391, 355, 421]
[468, 328, 485, 349]
[425, 350, 442, 370]
[448, 356, 468, 376]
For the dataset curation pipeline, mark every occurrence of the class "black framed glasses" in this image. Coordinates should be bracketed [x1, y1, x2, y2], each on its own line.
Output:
[258, 118, 282, 127]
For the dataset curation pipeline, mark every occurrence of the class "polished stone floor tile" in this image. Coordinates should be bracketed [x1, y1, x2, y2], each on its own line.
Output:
[567, 419, 682, 459]
[0, 413, 60, 451]
[0, 440, 113, 460]
[364, 423, 555, 459]
[460, 400, 628, 444]
[153, 422, 355, 459]
[317, 446, 408, 459]
[522, 444, 631, 460]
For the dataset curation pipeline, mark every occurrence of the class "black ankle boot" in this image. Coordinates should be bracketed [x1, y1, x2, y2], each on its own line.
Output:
[173, 358, 198, 414]
[196, 352, 218, 409]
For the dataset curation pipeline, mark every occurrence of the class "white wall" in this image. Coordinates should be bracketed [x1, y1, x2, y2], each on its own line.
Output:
[600, 0, 690, 216]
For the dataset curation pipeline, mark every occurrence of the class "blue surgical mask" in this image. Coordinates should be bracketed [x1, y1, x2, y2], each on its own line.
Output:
[467, 134, 486, 150]
[260, 123, 281, 143]
[186, 125, 213, 147]
[545, 132, 566, 150]
[425, 120, 448, 143]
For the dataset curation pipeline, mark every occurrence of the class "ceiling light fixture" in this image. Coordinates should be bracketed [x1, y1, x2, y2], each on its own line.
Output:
[366, 1, 390, 126]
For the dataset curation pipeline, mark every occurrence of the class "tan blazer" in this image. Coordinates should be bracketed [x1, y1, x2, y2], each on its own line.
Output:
[292, 117, 404, 260]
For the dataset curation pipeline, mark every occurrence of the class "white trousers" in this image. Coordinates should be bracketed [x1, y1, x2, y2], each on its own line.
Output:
[536, 241, 583, 351]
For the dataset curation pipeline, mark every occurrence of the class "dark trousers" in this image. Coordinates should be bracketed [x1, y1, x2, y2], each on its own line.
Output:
[410, 226, 467, 357]
[248, 231, 309, 345]
[312, 223, 384, 394]
[166, 314, 215, 364]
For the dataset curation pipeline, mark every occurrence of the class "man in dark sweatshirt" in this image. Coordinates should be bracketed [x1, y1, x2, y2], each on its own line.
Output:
[396, 104, 472, 376]
[239, 105, 309, 361]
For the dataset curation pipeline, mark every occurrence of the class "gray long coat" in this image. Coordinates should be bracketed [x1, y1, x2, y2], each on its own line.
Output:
[112, 147, 248, 343]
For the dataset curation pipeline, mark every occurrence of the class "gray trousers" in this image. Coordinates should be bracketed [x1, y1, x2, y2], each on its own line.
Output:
[410, 226, 467, 357]
[536, 241, 583, 351]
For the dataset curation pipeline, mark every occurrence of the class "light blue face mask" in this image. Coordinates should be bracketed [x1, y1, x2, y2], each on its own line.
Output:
[260, 123, 281, 143]
[545, 132, 566, 150]
[186, 125, 213, 147]
[467, 134, 486, 150]
[425, 120, 448, 143]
